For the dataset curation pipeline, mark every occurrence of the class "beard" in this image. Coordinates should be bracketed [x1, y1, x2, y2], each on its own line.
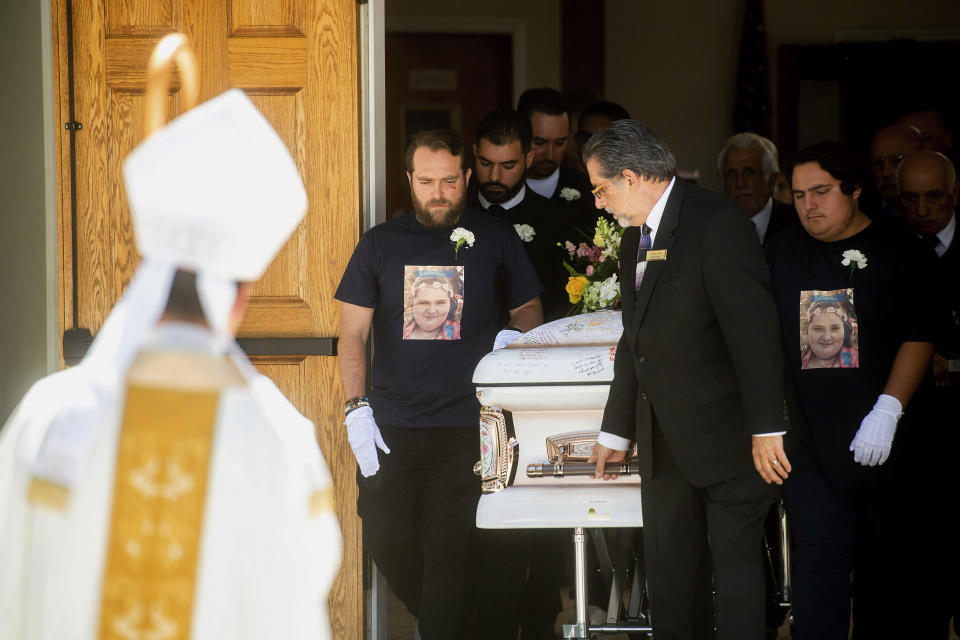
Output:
[412, 188, 468, 228]
[526, 158, 558, 179]
[479, 178, 525, 204]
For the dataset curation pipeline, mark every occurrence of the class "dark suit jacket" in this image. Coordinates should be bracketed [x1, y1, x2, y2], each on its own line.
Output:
[600, 179, 785, 487]
[467, 186, 579, 320]
[535, 165, 604, 232]
[763, 200, 799, 247]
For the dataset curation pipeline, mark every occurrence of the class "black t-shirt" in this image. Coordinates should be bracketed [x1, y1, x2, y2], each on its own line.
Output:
[766, 218, 940, 489]
[467, 186, 580, 321]
[334, 208, 542, 428]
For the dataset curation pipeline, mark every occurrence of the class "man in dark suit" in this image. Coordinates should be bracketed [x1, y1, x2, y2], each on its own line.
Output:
[517, 87, 599, 231]
[896, 150, 960, 636]
[468, 108, 580, 321]
[717, 131, 797, 637]
[717, 132, 799, 247]
[586, 120, 787, 640]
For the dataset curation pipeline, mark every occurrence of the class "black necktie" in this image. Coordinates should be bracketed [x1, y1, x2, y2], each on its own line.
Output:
[920, 234, 941, 255]
[486, 204, 506, 217]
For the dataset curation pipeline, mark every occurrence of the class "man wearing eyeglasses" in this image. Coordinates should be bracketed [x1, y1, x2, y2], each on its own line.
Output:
[868, 123, 923, 216]
[586, 119, 786, 640]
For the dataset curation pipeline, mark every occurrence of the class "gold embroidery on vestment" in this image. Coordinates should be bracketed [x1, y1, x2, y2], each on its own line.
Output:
[97, 384, 220, 640]
[309, 486, 335, 516]
[26, 478, 70, 510]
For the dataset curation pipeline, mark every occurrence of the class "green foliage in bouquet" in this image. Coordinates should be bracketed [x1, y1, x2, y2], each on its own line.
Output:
[559, 217, 624, 315]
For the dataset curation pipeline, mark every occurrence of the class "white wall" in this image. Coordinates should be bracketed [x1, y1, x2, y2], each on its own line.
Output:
[0, 0, 58, 422]
[605, 0, 960, 190]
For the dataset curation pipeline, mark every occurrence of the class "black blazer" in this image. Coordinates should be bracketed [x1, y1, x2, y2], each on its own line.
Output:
[600, 179, 785, 487]
[467, 186, 579, 320]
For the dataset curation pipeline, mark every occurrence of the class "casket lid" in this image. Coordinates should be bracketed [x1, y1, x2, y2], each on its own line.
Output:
[472, 311, 623, 386]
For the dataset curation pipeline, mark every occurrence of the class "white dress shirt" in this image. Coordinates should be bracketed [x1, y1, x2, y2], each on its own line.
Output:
[750, 198, 773, 243]
[526, 168, 560, 199]
[478, 185, 526, 212]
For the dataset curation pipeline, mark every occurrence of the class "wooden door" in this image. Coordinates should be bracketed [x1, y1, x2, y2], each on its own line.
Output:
[53, 0, 362, 637]
[384, 32, 513, 217]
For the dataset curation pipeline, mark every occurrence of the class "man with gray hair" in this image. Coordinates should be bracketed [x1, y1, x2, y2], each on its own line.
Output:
[717, 132, 798, 246]
[586, 120, 787, 640]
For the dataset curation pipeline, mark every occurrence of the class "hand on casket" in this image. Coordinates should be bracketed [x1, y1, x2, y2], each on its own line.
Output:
[493, 329, 522, 350]
[345, 406, 390, 477]
[589, 443, 627, 480]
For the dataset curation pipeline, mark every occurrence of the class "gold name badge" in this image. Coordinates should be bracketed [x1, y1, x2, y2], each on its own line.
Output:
[646, 249, 667, 261]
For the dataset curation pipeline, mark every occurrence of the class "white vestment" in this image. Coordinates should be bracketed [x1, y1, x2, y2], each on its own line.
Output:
[0, 323, 341, 640]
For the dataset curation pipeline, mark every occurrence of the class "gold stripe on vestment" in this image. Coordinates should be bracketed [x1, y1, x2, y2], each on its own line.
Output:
[97, 383, 220, 640]
[26, 478, 70, 511]
[309, 486, 335, 516]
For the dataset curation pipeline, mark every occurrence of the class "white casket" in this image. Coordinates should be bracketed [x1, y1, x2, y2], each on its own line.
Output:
[472, 311, 643, 529]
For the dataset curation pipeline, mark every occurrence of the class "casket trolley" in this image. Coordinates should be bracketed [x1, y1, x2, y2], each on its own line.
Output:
[472, 311, 652, 638]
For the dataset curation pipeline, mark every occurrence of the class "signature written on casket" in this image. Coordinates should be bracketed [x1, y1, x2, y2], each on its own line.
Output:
[572, 353, 605, 376]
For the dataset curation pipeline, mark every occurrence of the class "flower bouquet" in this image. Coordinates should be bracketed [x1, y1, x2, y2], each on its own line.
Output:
[560, 217, 624, 314]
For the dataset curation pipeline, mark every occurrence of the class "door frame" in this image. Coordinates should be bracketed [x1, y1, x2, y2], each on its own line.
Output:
[385, 16, 527, 108]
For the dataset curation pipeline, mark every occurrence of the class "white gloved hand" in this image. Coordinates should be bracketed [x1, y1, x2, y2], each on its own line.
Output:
[345, 406, 390, 477]
[849, 394, 902, 466]
[493, 329, 522, 350]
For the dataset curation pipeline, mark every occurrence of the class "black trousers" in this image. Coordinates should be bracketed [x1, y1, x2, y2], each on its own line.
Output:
[357, 425, 480, 640]
[780, 465, 899, 640]
[470, 528, 565, 640]
[641, 422, 777, 640]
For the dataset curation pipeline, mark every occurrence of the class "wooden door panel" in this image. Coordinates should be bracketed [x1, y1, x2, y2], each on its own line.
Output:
[105, 0, 177, 34]
[58, 0, 362, 636]
[229, 0, 303, 36]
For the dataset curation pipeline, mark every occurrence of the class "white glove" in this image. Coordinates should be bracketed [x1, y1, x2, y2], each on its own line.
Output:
[345, 406, 390, 477]
[849, 394, 902, 466]
[493, 329, 522, 350]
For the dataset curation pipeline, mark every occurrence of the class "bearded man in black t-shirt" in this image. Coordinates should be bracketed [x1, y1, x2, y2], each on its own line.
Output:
[335, 129, 543, 640]
[766, 142, 940, 640]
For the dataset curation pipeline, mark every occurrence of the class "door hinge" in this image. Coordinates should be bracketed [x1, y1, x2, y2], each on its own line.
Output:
[64, 121, 82, 131]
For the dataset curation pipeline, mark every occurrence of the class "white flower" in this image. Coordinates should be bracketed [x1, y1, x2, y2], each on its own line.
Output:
[514, 224, 536, 243]
[582, 274, 620, 312]
[450, 227, 475, 258]
[559, 187, 581, 202]
[841, 249, 867, 269]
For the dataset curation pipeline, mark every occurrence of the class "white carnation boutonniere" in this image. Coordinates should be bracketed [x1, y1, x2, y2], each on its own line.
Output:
[450, 227, 475, 258]
[559, 187, 581, 202]
[841, 249, 867, 281]
[514, 223, 536, 243]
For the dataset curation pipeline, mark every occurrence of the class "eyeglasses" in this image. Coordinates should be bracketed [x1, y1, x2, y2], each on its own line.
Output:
[591, 178, 613, 200]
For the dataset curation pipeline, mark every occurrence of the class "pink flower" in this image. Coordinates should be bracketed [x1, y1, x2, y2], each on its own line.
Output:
[598, 255, 606, 263]
[586, 265, 595, 276]
[565, 241, 576, 257]
[576, 242, 591, 258]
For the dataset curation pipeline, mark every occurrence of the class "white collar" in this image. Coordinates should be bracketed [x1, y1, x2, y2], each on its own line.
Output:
[526, 168, 560, 199]
[937, 213, 956, 253]
[642, 177, 677, 242]
[749, 197, 774, 242]
[478, 184, 527, 212]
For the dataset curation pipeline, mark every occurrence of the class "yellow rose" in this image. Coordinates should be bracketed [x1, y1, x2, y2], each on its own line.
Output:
[565, 276, 589, 303]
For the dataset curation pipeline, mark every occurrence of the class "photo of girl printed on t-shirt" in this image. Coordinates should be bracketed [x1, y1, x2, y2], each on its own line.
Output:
[402, 266, 464, 340]
[799, 288, 859, 369]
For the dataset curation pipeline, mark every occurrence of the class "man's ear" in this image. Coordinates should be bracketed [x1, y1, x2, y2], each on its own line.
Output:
[464, 167, 472, 185]
[524, 148, 535, 169]
[406, 171, 413, 187]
